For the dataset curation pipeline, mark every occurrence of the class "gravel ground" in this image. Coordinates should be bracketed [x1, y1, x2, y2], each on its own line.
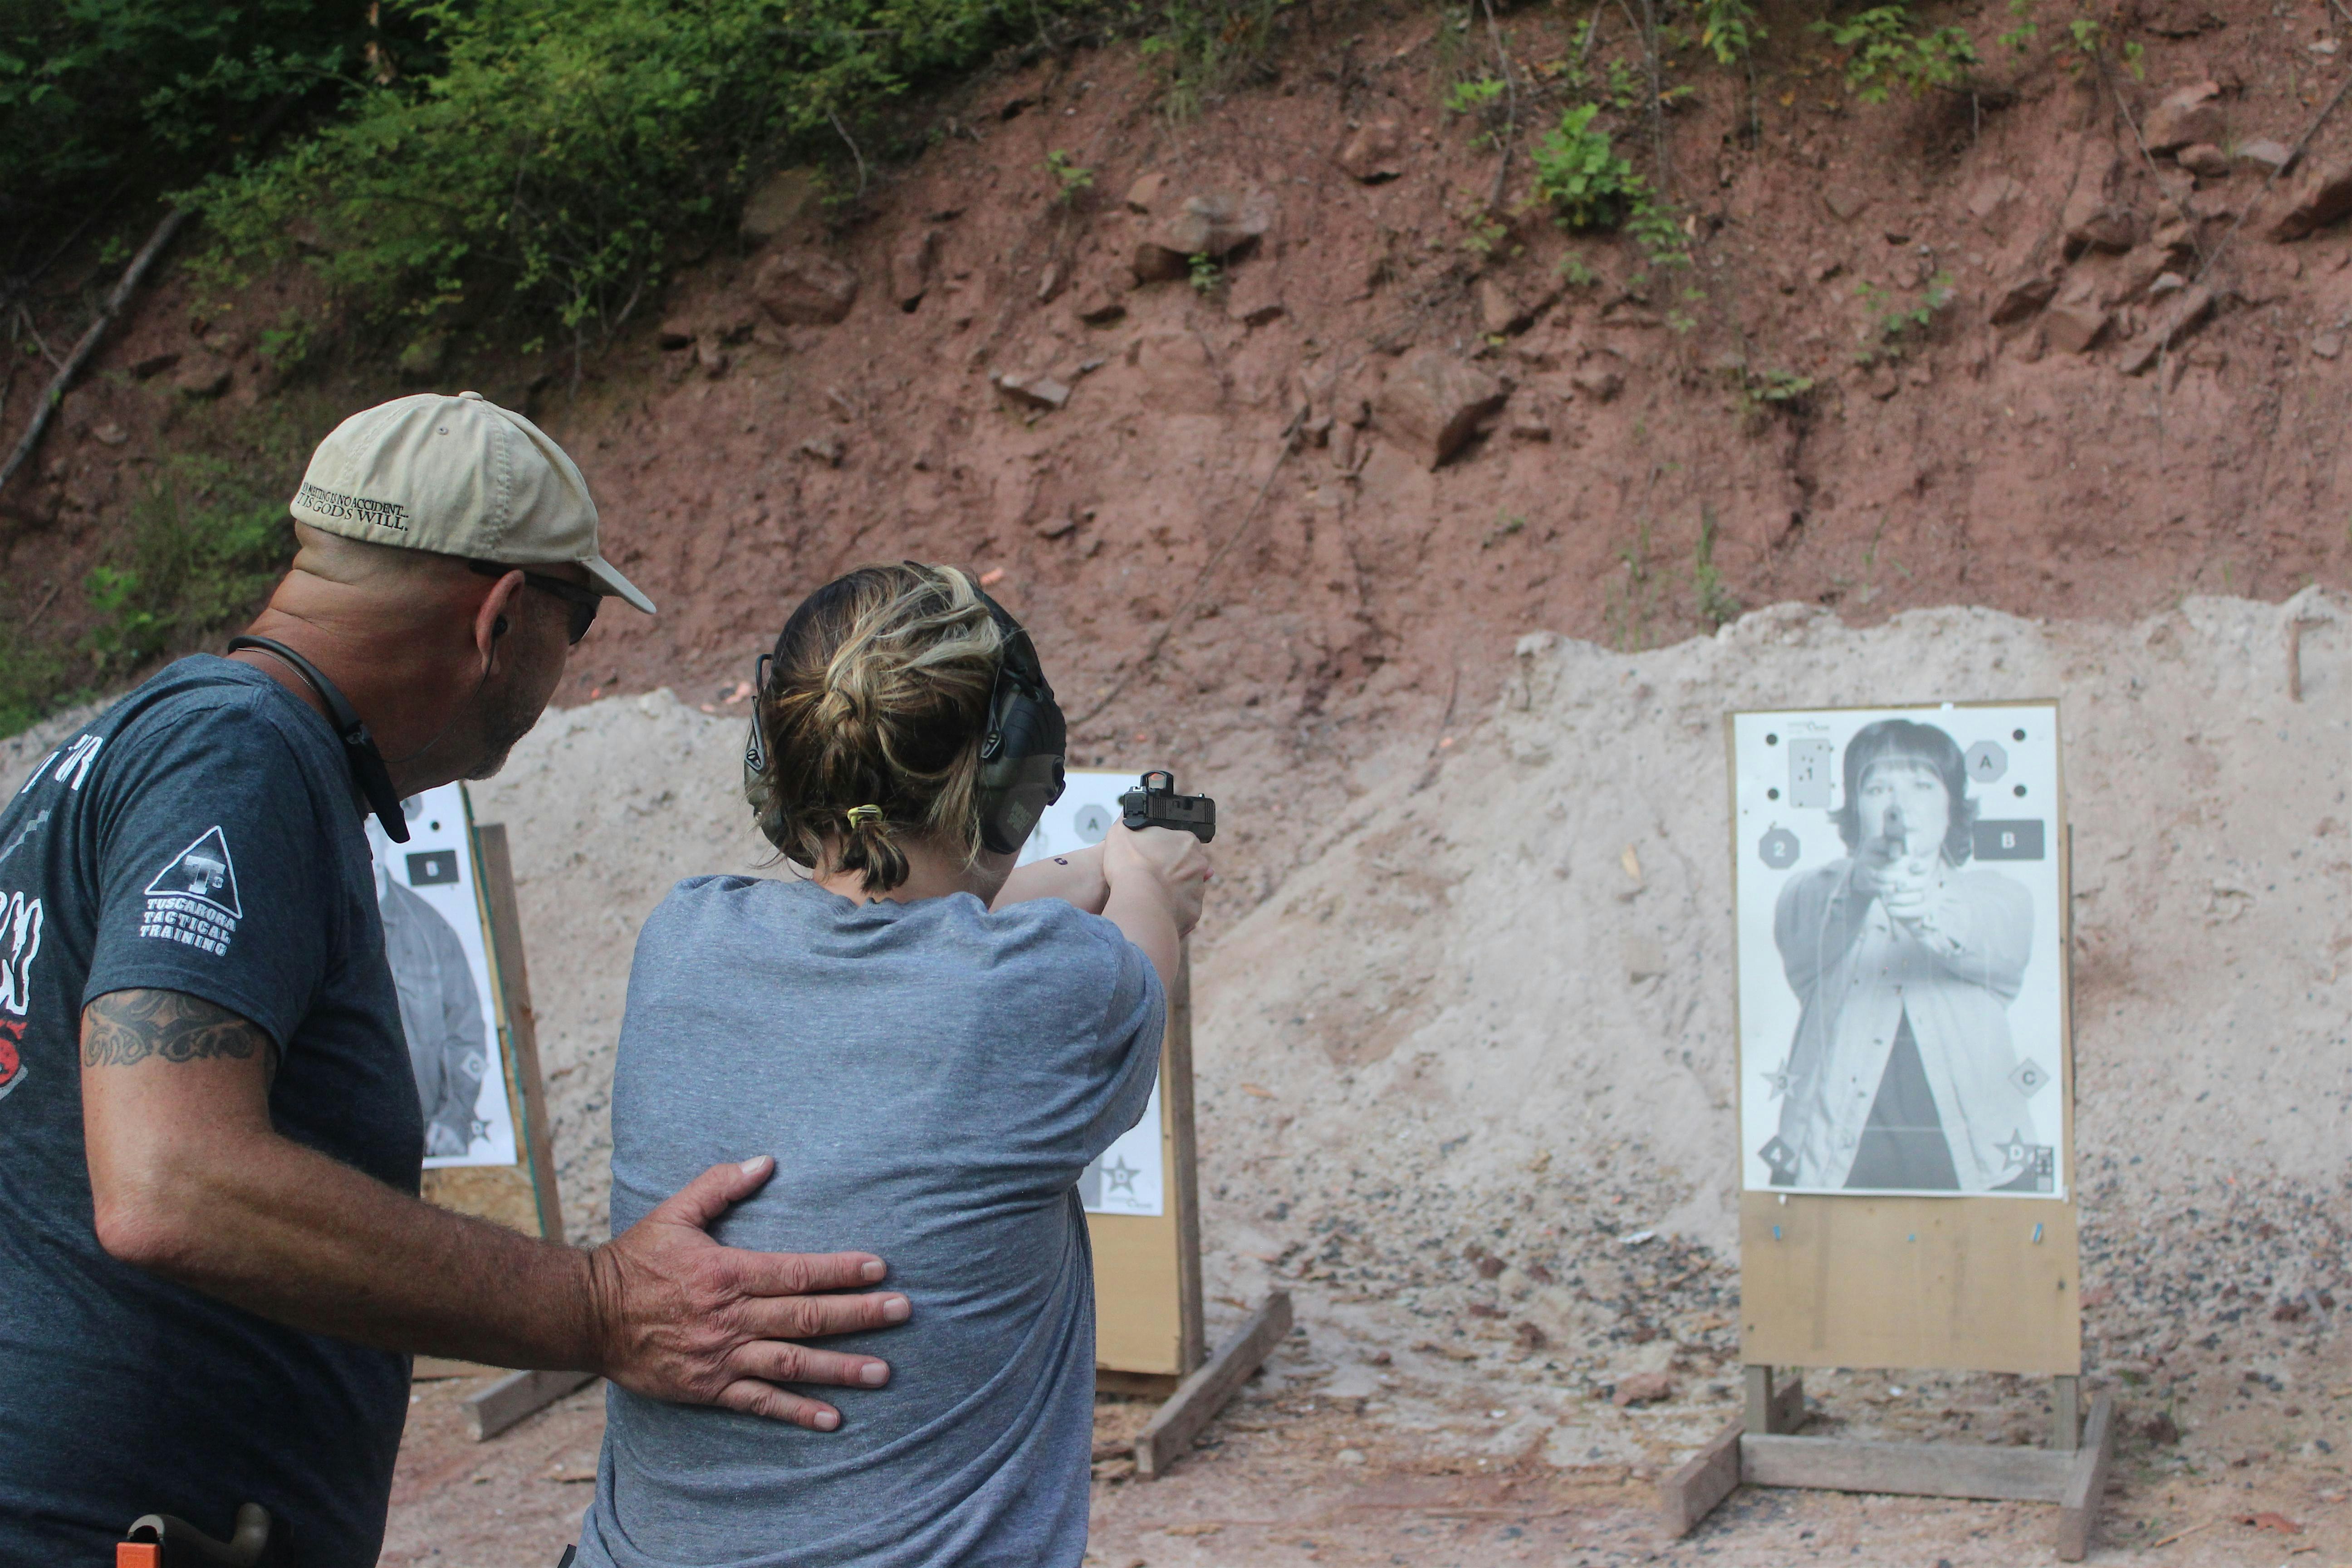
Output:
[10, 595, 2346, 1562]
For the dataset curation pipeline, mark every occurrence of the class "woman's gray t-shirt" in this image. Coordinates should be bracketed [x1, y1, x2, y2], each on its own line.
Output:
[576, 875, 1165, 1568]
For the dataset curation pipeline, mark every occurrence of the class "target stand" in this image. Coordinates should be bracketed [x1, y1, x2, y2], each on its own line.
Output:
[1659, 1194, 2118, 1557]
[1666, 704, 2114, 1558]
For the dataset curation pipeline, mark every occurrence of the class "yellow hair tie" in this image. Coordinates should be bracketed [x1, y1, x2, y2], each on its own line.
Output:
[844, 804, 884, 829]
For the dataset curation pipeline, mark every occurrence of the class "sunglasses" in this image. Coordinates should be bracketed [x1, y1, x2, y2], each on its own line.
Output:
[469, 560, 602, 645]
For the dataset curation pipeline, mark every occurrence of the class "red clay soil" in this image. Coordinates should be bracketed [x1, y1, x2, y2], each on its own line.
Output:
[9, 0, 2352, 762]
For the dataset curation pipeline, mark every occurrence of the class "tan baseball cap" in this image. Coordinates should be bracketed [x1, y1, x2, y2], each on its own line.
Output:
[288, 390, 654, 614]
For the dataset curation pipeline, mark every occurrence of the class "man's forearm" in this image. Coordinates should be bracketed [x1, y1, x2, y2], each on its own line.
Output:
[82, 989, 600, 1367]
[120, 1128, 602, 1367]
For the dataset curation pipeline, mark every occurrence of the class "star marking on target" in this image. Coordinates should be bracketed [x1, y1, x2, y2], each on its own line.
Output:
[1995, 1128, 2035, 1172]
[1102, 1154, 1141, 1198]
[1761, 1058, 1793, 1099]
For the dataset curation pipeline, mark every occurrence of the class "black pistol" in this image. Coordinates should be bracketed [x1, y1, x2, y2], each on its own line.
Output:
[1119, 770, 1215, 843]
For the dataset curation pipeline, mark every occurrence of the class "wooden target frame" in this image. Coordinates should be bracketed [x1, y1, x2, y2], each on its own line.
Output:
[1663, 701, 2115, 1558]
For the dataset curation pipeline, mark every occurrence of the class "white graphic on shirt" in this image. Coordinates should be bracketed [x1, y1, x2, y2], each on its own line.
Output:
[0, 891, 42, 1104]
[0, 892, 42, 1018]
[0, 810, 49, 876]
[52, 735, 103, 790]
[15, 734, 104, 797]
[140, 827, 243, 956]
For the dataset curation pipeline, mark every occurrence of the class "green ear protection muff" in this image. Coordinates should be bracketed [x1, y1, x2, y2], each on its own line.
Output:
[743, 579, 1066, 857]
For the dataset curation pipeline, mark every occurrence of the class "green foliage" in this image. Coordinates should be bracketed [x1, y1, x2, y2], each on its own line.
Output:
[1556, 251, 1599, 288]
[1694, 0, 1763, 65]
[1741, 367, 1817, 406]
[1444, 75, 1506, 115]
[1604, 57, 1644, 111]
[1853, 271, 1955, 362]
[0, 625, 68, 740]
[1134, 0, 1288, 118]
[1481, 512, 1529, 548]
[1693, 506, 1741, 628]
[1443, 73, 1510, 150]
[187, 0, 1080, 340]
[1455, 201, 1509, 258]
[0, 0, 392, 236]
[1531, 104, 1643, 231]
[1045, 148, 1094, 203]
[83, 455, 293, 679]
[1187, 251, 1222, 295]
[1813, 6, 1980, 102]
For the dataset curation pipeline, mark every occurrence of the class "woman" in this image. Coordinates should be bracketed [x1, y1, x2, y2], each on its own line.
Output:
[574, 564, 1209, 1568]
[1767, 719, 2038, 1192]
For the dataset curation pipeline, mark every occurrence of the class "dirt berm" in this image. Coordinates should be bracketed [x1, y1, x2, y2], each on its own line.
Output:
[430, 591, 2349, 1478]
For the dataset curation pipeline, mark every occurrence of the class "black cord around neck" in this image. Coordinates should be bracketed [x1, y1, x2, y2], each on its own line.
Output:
[226, 637, 410, 843]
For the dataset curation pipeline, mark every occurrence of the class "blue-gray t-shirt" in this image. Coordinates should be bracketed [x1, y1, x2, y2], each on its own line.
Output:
[577, 875, 1164, 1568]
[0, 657, 418, 1567]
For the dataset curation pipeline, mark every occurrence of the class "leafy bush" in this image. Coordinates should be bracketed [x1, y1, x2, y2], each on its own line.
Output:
[1813, 6, 1981, 102]
[1530, 105, 1644, 231]
[83, 455, 293, 680]
[1693, 0, 1763, 65]
[187, 0, 1087, 342]
[0, 1, 416, 242]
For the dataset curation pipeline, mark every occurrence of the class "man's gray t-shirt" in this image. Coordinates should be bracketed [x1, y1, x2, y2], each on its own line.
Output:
[577, 875, 1164, 1568]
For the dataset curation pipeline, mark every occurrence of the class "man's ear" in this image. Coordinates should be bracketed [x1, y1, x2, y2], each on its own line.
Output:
[472, 569, 526, 670]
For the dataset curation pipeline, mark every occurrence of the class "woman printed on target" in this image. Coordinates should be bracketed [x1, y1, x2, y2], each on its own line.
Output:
[1766, 718, 2041, 1193]
[572, 562, 1210, 1568]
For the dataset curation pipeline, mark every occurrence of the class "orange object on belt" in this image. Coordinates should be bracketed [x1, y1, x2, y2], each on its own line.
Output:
[117, 1545, 162, 1568]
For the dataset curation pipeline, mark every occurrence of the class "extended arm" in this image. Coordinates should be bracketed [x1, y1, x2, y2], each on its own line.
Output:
[1100, 826, 1210, 993]
[993, 843, 1109, 914]
[1910, 874, 2034, 999]
[1773, 861, 1876, 1000]
[82, 989, 908, 1428]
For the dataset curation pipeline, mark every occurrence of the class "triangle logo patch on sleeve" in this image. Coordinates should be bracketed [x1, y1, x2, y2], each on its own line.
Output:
[140, 827, 243, 955]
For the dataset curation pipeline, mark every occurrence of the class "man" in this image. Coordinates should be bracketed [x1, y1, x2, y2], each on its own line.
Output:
[369, 819, 489, 1157]
[0, 392, 910, 1566]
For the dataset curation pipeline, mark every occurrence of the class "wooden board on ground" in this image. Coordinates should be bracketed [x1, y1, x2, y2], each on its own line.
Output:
[1133, 1292, 1294, 1480]
[1088, 947, 1205, 1384]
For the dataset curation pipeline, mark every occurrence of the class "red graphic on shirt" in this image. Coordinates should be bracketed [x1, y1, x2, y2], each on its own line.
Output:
[0, 1019, 24, 1102]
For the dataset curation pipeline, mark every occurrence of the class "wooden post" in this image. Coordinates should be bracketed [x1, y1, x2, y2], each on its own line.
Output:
[474, 823, 564, 1243]
[2054, 1392, 2116, 1560]
[1743, 1366, 1805, 1434]
[2051, 1374, 2081, 1453]
[1165, 947, 1206, 1376]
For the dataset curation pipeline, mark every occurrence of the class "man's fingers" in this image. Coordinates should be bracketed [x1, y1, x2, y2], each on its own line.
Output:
[647, 1156, 777, 1230]
[722, 1246, 898, 1301]
[729, 1339, 892, 1391]
[731, 1286, 912, 1343]
[714, 1379, 844, 1431]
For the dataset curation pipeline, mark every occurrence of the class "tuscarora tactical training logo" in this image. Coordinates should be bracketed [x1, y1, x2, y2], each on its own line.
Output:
[141, 827, 243, 956]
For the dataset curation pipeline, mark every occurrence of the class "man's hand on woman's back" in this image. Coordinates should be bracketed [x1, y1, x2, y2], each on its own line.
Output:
[588, 1154, 911, 1430]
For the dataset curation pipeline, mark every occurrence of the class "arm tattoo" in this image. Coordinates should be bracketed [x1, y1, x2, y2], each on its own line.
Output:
[83, 990, 268, 1068]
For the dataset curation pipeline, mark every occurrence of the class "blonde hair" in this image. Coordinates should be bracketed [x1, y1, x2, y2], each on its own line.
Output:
[747, 563, 1004, 893]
